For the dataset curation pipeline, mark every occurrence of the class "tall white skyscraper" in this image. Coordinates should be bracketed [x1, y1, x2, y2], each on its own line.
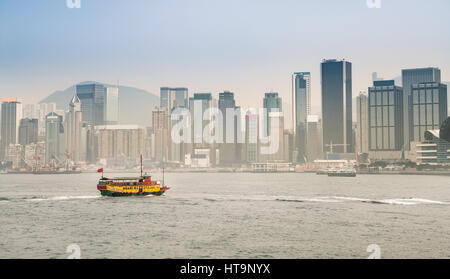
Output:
[65, 95, 84, 162]
[356, 92, 369, 154]
[104, 87, 119, 125]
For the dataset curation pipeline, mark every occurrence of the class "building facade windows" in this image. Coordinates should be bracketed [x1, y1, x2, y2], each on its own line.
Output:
[368, 81, 403, 151]
[411, 82, 448, 142]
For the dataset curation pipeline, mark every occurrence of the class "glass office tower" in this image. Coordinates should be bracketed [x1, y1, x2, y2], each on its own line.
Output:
[263, 92, 282, 137]
[0, 98, 22, 161]
[368, 80, 404, 151]
[292, 72, 310, 162]
[45, 112, 65, 161]
[411, 82, 447, 142]
[160, 87, 189, 110]
[321, 59, 353, 153]
[76, 83, 105, 126]
[401, 67, 441, 149]
[218, 91, 239, 165]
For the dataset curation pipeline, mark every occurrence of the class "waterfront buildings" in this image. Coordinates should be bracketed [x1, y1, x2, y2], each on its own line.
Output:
[190, 93, 216, 165]
[356, 93, 369, 154]
[1, 98, 22, 161]
[411, 82, 448, 142]
[306, 115, 323, 161]
[245, 111, 259, 163]
[262, 93, 285, 162]
[95, 125, 146, 165]
[263, 92, 282, 137]
[18, 118, 38, 146]
[416, 130, 450, 164]
[23, 103, 56, 140]
[321, 59, 353, 153]
[159, 87, 190, 164]
[368, 80, 404, 151]
[45, 112, 65, 161]
[292, 72, 311, 163]
[76, 83, 105, 126]
[104, 87, 119, 125]
[185, 148, 211, 168]
[218, 91, 241, 165]
[401, 67, 441, 149]
[152, 107, 169, 163]
[190, 93, 214, 143]
[65, 95, 84, 162]
[161, 87, 189, 110]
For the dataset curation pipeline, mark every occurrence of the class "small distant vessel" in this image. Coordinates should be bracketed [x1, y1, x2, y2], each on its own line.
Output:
[327, 164, 357, 177]
[96, 155, 170, 197]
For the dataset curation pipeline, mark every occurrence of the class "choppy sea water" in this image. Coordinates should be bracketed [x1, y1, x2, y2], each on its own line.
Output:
[0, 172, 449, 259]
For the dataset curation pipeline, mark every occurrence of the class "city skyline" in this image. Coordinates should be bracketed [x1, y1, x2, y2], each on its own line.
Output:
[1, 0, 449, 110]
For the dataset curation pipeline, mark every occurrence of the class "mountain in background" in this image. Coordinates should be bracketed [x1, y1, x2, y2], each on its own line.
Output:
[39, 81, 159, 126]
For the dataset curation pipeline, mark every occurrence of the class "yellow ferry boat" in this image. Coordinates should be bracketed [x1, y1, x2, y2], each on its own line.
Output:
[96, 156, 170, 197]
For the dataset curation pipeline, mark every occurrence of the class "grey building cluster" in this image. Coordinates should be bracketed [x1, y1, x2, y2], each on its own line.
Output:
[2, 64, 448, 170]
[0, 83, 123, 170]
[355, 67, 448, 164]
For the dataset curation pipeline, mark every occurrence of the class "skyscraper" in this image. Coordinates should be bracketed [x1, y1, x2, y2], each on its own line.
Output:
[292, 72, 311, 162]
[356, 92, 369, 153]
[76, 83, 105, 126]
[263, 92, 282, 136]
[401, 67, 441, 149]
[218, 91, 239, 165]
[262, 93, 284, 162]
[152, 107, 169, 163]
[104, 87, 119, 125]
[1, 98, 22, 161]
[18, 118, 38, 146]
[173, 88, 189, 109]
[160, 87, 189, 110]
[45, 112, 65, 161]
[95, 125, 146, 163]
[368, 80, 404, 151]
[306, 115, 322, 161]
[65, 95, 84, 162]
[189, 93, 217, 165]
[160, 87, 189, 163]
[245, 111, 259, 163]
[190, 93, 213, 145]
[411, 82, 447, 142]
[321, 59, 353, 153]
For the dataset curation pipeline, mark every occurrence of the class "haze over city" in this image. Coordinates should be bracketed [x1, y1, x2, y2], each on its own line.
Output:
[1, 0, 449, 114]
[2, 0, 450, 264]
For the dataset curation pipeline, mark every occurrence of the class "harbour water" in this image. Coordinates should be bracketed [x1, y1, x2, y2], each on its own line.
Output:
[0, 172, 449, 259]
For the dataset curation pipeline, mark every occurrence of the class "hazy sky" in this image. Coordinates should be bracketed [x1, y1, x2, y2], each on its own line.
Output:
[1, 0, 449, 114]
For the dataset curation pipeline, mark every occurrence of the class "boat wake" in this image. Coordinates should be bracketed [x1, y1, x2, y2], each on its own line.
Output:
[0, 197, 9, 203]
[278, 196, 450, 205]
[25, 195, 101, 202]
[191, 194, 449, 206]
